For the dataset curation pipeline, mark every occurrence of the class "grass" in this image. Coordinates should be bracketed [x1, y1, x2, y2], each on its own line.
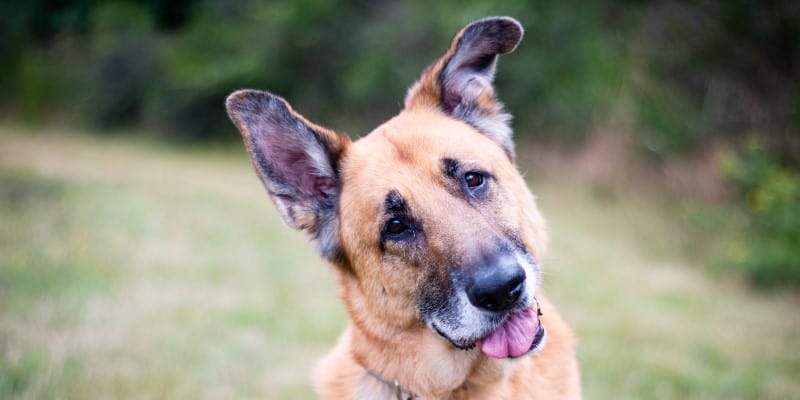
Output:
[1, 126, 798, 399]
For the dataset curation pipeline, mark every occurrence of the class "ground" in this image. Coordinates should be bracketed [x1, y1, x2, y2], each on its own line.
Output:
[0, 126, 798, 399]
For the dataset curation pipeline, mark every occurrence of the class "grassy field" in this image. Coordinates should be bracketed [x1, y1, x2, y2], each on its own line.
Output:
[1, 126, 798, 399]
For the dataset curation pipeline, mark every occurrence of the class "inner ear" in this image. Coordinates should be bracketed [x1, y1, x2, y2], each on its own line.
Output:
[405, 17, 524, 159]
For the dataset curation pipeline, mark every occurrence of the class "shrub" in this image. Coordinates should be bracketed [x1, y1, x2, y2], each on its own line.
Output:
[721, 137, 800, 288]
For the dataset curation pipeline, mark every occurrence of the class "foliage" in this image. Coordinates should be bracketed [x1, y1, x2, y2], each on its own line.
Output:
[720, 138, 800, 288]
[0, 0, 637, 140]
[2, 1, 797, 148]
[2, 1, 797, 144]
[632, 1, 800, 161]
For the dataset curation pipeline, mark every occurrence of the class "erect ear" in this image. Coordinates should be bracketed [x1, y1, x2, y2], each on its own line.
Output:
[226, 90, 351, 260]
[404, 16, 523, 159]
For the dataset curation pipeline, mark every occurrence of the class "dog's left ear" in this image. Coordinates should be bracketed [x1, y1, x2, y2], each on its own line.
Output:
[405, 16, 523, 159]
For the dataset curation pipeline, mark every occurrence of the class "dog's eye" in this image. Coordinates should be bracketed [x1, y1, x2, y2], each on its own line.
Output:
[464, 172, 484, 188]
[385, 218, 409, 236]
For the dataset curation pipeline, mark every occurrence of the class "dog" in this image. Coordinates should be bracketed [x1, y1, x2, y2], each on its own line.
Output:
[226, 16, 580, 399]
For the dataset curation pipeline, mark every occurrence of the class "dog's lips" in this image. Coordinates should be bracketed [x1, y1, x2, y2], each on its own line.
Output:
[476, 307, 540, 359]
[430, 301, 546, 358]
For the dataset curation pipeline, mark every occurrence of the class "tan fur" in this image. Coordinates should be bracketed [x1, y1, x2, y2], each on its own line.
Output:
[226, 16, 580, 399]
[312, 109, 580, 399]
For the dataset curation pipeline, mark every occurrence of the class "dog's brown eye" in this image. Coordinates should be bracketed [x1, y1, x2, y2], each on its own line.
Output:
[464, 172, 484, 188]
[385, 218, 408, 235]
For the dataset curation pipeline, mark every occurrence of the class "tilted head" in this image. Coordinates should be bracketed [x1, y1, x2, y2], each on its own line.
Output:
[226, 17, 548, 361]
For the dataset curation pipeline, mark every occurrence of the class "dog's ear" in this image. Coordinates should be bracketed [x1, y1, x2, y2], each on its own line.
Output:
[405, 16, 523, 159]
[226, 90, 351, 260]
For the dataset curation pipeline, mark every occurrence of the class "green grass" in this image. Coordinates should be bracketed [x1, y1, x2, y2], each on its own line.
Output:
[1, 126, 798, 399]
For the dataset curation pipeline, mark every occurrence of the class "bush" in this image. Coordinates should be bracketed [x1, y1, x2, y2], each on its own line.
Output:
[0, 1, 797, 167]
[632, 1, 800, 160]
[0, 0, 635, 141]
[721, 137, 800, 288]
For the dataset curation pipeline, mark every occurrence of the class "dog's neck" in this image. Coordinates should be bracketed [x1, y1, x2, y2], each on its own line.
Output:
[350, 326, 510, 399]
[363, 368, 419, 400]
[341, 276, 510, 398]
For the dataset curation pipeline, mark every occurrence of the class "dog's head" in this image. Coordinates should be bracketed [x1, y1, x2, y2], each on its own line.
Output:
[227, 17, 548, 360]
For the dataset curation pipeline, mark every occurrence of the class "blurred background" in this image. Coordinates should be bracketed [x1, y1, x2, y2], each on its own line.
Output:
[1, 0, 798, 398]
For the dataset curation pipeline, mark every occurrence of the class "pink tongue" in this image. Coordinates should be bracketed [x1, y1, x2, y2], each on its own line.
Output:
[479, 308, 539, 359]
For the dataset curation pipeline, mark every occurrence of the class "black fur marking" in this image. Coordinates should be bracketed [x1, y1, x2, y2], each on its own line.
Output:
[442, 158, 460, 178]
[385, 191, 408, 214]
[457, 17, 523, 57]
[379, 191, 418, 251]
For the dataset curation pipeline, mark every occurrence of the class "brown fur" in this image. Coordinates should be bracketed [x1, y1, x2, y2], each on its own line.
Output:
[226, 16, 580, 399]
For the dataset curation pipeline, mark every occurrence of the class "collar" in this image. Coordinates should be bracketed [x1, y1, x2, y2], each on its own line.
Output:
[365, 368, 419, 400]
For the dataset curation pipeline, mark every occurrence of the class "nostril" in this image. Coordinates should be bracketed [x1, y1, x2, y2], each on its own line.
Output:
[499, 275, 524, 308]
[506, 279, 523, 304]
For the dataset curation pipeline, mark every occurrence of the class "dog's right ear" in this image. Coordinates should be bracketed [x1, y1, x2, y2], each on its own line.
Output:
[405, 17, 523, 159]
[226, 90, 351, 260]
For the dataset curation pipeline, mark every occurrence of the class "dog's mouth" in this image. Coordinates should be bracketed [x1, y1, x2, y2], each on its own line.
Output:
[433, 300, 546, 359]
[476, 305, 546, 359]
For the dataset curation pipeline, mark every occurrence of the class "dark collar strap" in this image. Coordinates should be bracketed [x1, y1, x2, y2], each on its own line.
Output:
[365, 368, 418, 400]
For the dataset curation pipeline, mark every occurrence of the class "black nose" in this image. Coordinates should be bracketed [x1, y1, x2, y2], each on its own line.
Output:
[466, 260, 526, 312]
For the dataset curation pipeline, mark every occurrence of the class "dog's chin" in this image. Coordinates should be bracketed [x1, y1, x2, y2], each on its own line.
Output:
[431, 323, 480, 351]
[430, 302, 546, 359]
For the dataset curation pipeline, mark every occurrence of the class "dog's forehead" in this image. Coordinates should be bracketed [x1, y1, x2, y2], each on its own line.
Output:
[345, 110, 506, 180]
